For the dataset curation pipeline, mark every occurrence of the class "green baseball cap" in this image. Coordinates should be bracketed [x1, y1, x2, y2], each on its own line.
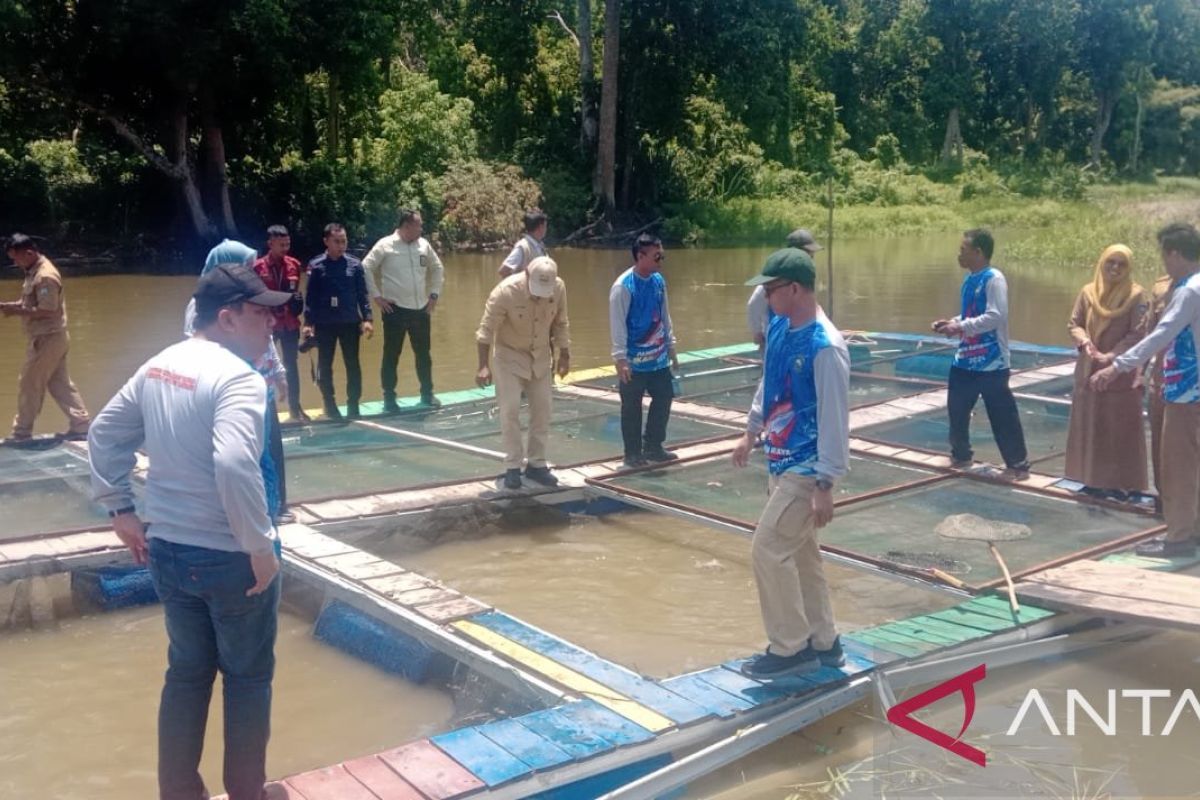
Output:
[745, 248, 817, 288]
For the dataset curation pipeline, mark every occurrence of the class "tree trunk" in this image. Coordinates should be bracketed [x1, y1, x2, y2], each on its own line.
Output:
[327, 72, 341, 158]
[1131, 92, 1144, 173]
[200, 87, 237, 236]
[1089, 91, 1116, 171]
[940, 106, 963, 166]
[578, 0, 598, 154]
[595, 0, 620, 219]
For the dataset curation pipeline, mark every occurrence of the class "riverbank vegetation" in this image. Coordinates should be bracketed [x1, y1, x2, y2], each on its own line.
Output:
[1, 1, 1199, 262]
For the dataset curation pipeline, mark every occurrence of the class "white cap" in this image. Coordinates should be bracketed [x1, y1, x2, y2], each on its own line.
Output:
[527, 256, 558, 298]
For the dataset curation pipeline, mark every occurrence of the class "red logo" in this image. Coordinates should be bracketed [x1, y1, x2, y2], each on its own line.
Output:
[886, 664, 987, 766]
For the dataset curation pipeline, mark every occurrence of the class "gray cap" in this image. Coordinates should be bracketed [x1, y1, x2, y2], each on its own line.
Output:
[786, 228, 823, 253]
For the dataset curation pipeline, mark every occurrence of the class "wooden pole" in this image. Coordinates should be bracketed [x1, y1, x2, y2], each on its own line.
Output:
[826, 176, 834, 318]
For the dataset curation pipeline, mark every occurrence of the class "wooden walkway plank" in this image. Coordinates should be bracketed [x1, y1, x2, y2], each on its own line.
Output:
[1015, 581, 1200, 632]
[451, 620, 674, 732]
[552, 699, 657, 747]
[1016, 560, 1200, 632]
[377, 740, 486, 800]
[870, 619, 970, 648]
[844, 631, 930, 659]
[342, 756, 425, 800]
[470, 612, 710, 725]
[363, 573, 436, 597]
[514, 705, 617, 760]
[473, 718, 574, 771]
[416, 597, 492, 624]
[896, 614, 993, 644]
[925, 607, 1019, 633]
[284, 765, 381, 800]
[659, 672, 755, 718]
[691, 666, 793, 708]
[961, 594, 1055, 623]
[430, 727, 534, 787]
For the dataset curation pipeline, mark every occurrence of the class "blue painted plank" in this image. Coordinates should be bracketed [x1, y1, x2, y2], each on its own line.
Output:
[692, 667, 792, 708]
[515, 706, 616, 760]
[430, 727, 533, 787]
[471, 612, 710, 725]
[553, 699, 656, 746]
[660, 672, 754, 718]
[474, 718, 573, 772]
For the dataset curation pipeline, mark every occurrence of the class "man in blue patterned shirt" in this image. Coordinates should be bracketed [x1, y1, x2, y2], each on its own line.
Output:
[732, 249, 850, 680]
[931, 228, 1030, 479]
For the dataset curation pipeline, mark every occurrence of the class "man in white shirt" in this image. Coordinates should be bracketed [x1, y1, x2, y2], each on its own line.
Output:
[498, 210, 549, 279]
[89, 264, 289, 800]
[746, 228, 824, 347]
[363, 208, 445, 410]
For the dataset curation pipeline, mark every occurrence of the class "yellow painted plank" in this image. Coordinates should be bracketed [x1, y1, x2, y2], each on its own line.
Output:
[452, 620, 673, 732]
[561, 365, 618, 384]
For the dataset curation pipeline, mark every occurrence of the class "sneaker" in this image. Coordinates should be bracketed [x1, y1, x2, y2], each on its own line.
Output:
[346, 403, 361, 420]
[740, 648, 820, 680]
[289, 407, 312, 423]
[950, 458, 973, 469]
[420, 394, 442, 408]
[622, 455, 648, 469]
[503, 469, 523, 490]
[323, 404, 343, 422]
[643, 447, 679, 463]
[812, 636, 846, 668]
[60, 430, 89, 442]
[1003, 462, 1031, 481]
[524, 466, 559, 487]
[275, 511, 296, 525]
[1135, 537, 1197, 558]
[382, 398, 402, 415]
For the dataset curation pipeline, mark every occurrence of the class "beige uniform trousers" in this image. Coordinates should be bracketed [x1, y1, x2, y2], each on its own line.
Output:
[13, 330, 90, 437]
[493, 361, 553, 470]
[1160, 401, 1200, 542]
[751, 472, 838, 656]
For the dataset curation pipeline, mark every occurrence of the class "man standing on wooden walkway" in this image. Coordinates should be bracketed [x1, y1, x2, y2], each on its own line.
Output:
[475, 256, 571, 490]
[1094, 223, 1200, 558]
[732, 248, 850, 679]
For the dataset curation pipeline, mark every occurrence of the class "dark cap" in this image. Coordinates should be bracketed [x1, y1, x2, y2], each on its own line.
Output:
[745, 248, 817, 288]
[785, 228, 823, 253]
[194, 264, 292, 315]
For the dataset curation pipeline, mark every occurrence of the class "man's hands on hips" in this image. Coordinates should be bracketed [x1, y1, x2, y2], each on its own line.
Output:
[112, 511, 148, 564]
[247, 550, 279, 596]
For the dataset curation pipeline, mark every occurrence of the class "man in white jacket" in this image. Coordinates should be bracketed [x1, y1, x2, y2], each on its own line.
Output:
[89, 264, 290, 800]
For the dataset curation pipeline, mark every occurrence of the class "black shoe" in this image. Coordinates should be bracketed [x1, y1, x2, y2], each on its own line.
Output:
[1003, 462, 1031, 482]
[812, 636, 846, 668]
[1135, 537, 1197, 558]
[950, 457, 973, 469]
[346, 403, 361, 420]
[421, 394, 442, 408]
[323, 403, 343, 421]
[524, 466, 559, 487]
[290, 407, 312, 422]
[60, 430, 89, 442]
[622, 455, 647, 469]
[503, 469, 523, 490]
[740, 648, 820, 680]
[382, 398, 402, 414]
[643, 447, 679, 463]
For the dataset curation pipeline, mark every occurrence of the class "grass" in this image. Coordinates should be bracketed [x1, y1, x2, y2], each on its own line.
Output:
[669, 175, 1200, 271]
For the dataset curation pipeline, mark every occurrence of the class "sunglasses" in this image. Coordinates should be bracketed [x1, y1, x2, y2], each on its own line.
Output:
[764, 280, 794, 298]
[653, 253, 665, 263]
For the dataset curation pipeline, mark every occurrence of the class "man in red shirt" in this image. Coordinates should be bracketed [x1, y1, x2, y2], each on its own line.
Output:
[254, 225, 308, 421]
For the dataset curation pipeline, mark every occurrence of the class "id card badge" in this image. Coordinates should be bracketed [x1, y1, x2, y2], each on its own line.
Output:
[331, 297, 339, 308]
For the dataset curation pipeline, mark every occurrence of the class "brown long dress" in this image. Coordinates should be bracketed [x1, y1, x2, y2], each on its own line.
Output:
[1064, 289, 1150, 490]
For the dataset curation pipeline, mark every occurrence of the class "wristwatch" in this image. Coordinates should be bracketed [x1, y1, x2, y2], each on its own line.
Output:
[429, 293, 439, 300]
[108, 505, 136, 518]
[814, 478, 833, 492]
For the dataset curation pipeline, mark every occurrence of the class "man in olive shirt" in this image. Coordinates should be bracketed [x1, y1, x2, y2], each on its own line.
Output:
[476, 257, 571, 489]
[1, 233, 90, 441]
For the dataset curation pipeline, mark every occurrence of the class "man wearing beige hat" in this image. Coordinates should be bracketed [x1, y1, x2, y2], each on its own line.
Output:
[476, 256, 571, 490]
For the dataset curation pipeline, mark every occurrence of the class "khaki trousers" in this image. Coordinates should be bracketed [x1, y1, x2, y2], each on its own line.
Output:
[493, 363, 552, 470]
[751, 472, 838, 656]
[1149, 390, 1165, 496]
[1160, 402, 1200, 543]
[13, 331, 90, 437]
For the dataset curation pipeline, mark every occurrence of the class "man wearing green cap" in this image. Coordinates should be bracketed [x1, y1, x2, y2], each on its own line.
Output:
[732, 248, 850, 679]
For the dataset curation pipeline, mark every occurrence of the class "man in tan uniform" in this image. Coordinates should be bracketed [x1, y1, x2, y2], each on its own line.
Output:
[1, 234, 91, 441]
[475, 256, 570, 490]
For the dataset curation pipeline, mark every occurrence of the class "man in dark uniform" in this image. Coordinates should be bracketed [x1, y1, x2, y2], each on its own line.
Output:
[302, 224, 374, 420]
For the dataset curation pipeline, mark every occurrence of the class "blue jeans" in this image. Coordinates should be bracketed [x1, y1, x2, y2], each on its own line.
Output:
[148, 538, 280, 800]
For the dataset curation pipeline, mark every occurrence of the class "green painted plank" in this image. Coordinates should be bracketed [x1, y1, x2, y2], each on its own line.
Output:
[899, 614, 992, 644]
[844, 631, 928, 659]
[871, 619, 970, 647]
[963, 595, 1055, 622]
[854, 627, 946, 653]
[926, 607, 1017, 633]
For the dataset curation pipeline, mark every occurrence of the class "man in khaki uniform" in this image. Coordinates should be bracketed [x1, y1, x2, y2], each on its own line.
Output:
[1, 234, 90, 441]
[475, 256, 570, 490]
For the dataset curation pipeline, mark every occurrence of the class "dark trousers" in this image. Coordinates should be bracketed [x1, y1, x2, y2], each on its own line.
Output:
[267, 404, 286, 513]
[381, 305, 433, 400]
[315, 323, 362, 407]
[273, 328, 301, 412]
[947, 366, 1029, 468]
[148, 538, 280, 800]
[619, 366, 673, 457]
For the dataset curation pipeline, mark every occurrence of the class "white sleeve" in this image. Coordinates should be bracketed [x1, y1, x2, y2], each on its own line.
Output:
[609, 283, 631, 362]
[661, 283, 677, 349]
[746, 376, 766, 436]
[362, 242, 384, 300]
[500, 242, 524, 273]
[212, 372, 275, 554]
[88, 370, 147, 513]
[747, 287, 768, 337]
[1114, 286, 1200, 372]
[426, 241, 445, 297]
[813, 346, 851, 480]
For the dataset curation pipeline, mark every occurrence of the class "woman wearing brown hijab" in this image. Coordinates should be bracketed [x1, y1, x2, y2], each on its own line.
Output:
[1065, 244, 1150, 492]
